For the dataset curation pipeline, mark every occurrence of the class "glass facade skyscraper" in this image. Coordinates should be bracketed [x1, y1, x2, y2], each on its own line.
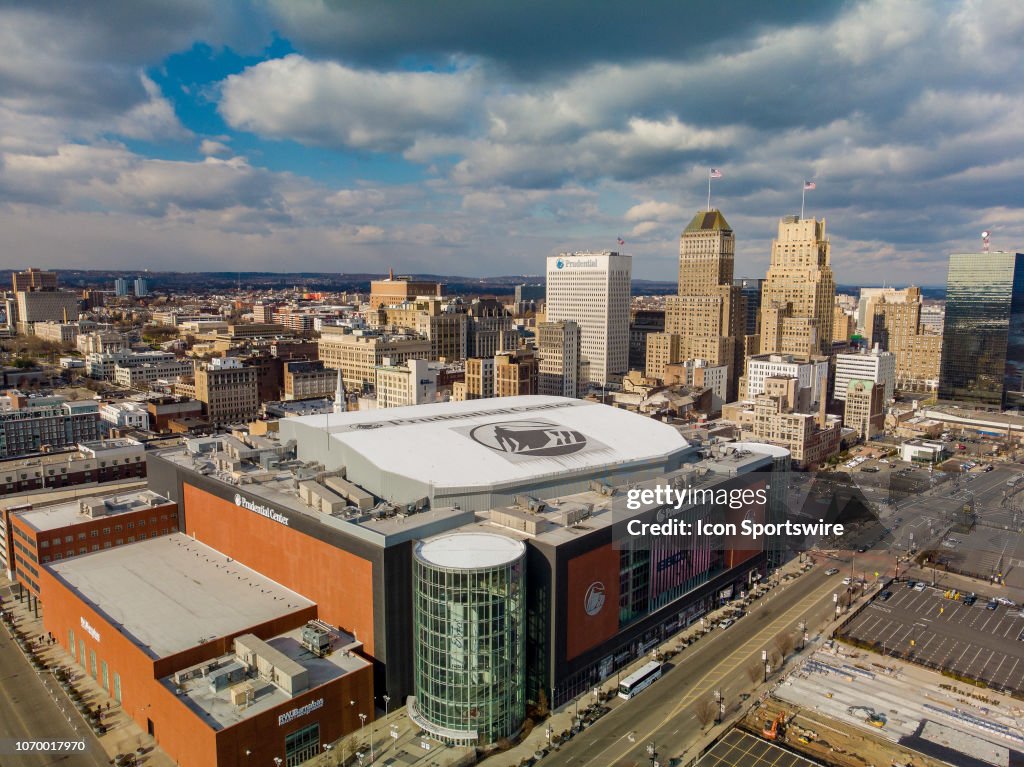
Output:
[938, 252, 1024, 409]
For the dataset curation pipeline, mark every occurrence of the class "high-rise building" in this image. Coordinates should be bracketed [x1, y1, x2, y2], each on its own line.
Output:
[537, 320, 580, 397]
[844, 380, 885, 439]
[114, 277, 131, 296]
[494, 348, 537, 397]
[466, 299, 517, 359]
[833, 301, 855, 343]
[759, 216, 835, 358]
[11, 268, 58, 292]
[741, 353, 829, 405]
[864, 286, 942, 394]
[545, 252, 631, 388]
[939, 252, 1024, 409]
[734, 277, 764, 338]
[653, 211, 744, 397]
[834, 346, 896, 403]
[133, 277, 149, 297]
[463, 357, 495, 399]
[628, 308, 664, 372]
[15, 290, 80, 333]
[194, 357, 259, 427]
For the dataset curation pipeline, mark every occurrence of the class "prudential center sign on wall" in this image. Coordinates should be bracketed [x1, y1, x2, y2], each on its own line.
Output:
[234, 494, 290, 526]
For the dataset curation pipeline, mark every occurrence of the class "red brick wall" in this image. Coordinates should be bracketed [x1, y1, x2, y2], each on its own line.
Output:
[181, 484, 376, 655]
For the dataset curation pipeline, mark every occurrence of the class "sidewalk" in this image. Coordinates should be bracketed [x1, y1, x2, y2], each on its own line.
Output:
[489, 557, 821, 767]
[1, 577, 176, 767]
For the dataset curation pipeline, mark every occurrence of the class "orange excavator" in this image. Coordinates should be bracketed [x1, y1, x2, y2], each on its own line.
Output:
[763, 712, 786, 741]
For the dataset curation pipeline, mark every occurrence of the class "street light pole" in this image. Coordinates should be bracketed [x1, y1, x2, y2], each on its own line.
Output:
[762, 649, 768, 683]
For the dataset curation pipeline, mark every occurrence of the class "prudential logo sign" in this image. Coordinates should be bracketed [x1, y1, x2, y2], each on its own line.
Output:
[234, 494, 290, 526]
[556, 258, 565, 269]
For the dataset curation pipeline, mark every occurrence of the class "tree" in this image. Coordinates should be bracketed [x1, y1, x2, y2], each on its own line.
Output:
[746, 661, 762, 684]
[694, 698, 715, 729]
[774, 632, 796, 661]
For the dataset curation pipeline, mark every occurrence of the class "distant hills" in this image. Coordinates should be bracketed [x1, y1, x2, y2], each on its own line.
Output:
[41, 270, 946, 300]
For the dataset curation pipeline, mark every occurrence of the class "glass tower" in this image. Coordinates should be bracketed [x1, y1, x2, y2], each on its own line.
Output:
[412, 532, 526, 745]
[938, 252, 1024, 409]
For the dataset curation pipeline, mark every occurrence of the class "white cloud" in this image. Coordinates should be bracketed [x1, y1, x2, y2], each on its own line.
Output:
[198, 139, 232, 156]
[219, 54, 482, 151]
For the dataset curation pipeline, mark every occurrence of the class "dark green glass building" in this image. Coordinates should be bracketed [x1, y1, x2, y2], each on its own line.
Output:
[938, 252, 1024, 409]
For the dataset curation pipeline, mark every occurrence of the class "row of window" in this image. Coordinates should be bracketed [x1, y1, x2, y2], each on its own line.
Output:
[40, 529, 176, 563]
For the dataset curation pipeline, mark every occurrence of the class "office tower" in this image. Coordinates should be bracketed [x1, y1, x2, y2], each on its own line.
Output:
[857, 287, 903, 333]
[463, 357, 495, 399]
[833, 301, 855, 342]
[466, 298, 517, 359]
[494, 348, 537, 397]
[11, 268, 57, 292]
[863, 286, 942, 393]
[194, 357, 259, 426]
[834, 346, 895, 403]
[133, 277, 149, 297]
[759, 216, 835, 358]
[537, 320, 580, 397]
[655, 211, 744, 396]
[734, 277, 764, 337]
[15, 290, 80, 333]
[545, 252, 631, 388]
[114, 277, 131, 296]
[939, 251, 1024, 409]
[628, 307, 664, 372]
[844, 380, 885, 439]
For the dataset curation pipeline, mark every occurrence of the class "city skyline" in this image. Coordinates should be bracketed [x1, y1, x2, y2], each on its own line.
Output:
[0, 1, 1022, 283]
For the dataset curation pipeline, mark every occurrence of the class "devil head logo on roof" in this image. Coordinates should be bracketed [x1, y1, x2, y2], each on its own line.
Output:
[469, 419, 588, 457]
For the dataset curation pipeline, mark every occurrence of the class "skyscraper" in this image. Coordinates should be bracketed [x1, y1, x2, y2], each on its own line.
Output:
[545, 252, 631, 388]
[648, 210, 744, 397]
[938, 251, 1024, 409]
[759, 216, 835, 358]
[537, 320, 580, 397]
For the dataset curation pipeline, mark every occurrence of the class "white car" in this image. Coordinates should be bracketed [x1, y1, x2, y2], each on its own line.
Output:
[719, 619, 734, 629]
[842, 577, 852, 586]
[914, 582, 926, 591]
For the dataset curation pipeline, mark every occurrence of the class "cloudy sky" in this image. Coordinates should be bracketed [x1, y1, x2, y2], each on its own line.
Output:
[1, 0, 1022, 285]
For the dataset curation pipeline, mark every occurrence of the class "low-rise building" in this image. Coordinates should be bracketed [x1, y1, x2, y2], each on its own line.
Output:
[146, 397, 203, 433]
[33, 321, 79, 345]
[834, 346, 895, 403]
[0, 438, 146, 495]
[0, 392, 101, 459]
[374, 358, 437, 408]
[99, 402, 151, 431]
[283, 360, 336, 401]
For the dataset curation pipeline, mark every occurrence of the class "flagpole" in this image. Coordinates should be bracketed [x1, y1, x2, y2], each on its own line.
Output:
[801, 183, 806, 219]
[707, 172, 712, 211]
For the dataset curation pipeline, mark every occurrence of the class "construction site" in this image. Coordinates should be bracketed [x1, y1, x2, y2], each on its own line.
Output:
[739, 643, 1024, 767]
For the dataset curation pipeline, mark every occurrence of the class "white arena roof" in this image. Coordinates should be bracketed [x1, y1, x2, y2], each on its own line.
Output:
[280, 396, 691, 503]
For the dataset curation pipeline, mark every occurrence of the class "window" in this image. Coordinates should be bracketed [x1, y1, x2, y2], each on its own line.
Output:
[69, 629, 75, 658]
[115, 539, 123, 546]
[102, 528, 110, 535]
[40, 540, 49, 548]
[91, 545, 99, 552]
[78, 533, 86, 541]
[285, 722, 320, 766]
[90, 530, 98, 538]
[113, 672, 121, 704]
[114, 525, 122, 533]
[64, 536, 73, 543]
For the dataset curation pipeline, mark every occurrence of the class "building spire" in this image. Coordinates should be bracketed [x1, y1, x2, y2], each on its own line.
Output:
[333, 367, 344, 414]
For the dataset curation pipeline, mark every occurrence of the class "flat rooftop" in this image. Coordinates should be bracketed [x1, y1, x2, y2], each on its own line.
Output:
[167, 626, 369, 730]
[16, 489, 173, 532]
[50, 535, 313, 659]
[279, 395, 691, 491]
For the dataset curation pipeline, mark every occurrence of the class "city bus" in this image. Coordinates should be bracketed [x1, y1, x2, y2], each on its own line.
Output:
[617, 660, 663, 699]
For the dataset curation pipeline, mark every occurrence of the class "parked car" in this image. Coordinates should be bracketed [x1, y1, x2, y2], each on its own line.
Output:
[825, 568, 839, 576]
[842, 577, 852, 586]
[906, 580, 917, 589]
[880, 590, 893, 600]
[914, 582, 926, 591]
[987, 600, 999, 610]
[719, 619, 734, 629]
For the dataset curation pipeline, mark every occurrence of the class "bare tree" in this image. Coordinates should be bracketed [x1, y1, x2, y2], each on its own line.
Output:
[774, 632, 796, 661]
[694, 698, 715, 730]
[746, 661, 762, 684]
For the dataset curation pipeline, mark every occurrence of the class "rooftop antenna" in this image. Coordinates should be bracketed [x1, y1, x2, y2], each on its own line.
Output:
[982, 231, 991, 253]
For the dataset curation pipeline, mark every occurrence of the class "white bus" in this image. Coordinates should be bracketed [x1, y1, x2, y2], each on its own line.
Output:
[617, 660, 662, 699]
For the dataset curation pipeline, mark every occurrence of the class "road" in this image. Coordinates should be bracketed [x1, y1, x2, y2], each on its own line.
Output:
[547, 568, 844, 767]
[0, 621, 109, 766]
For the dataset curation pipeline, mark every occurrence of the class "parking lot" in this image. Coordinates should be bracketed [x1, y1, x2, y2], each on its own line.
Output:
[839, 582, 1024, 695]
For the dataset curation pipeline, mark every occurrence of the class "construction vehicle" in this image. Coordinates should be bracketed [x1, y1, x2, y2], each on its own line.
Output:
[763, 712, 786, 741]
[847, 705, 886, 727]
